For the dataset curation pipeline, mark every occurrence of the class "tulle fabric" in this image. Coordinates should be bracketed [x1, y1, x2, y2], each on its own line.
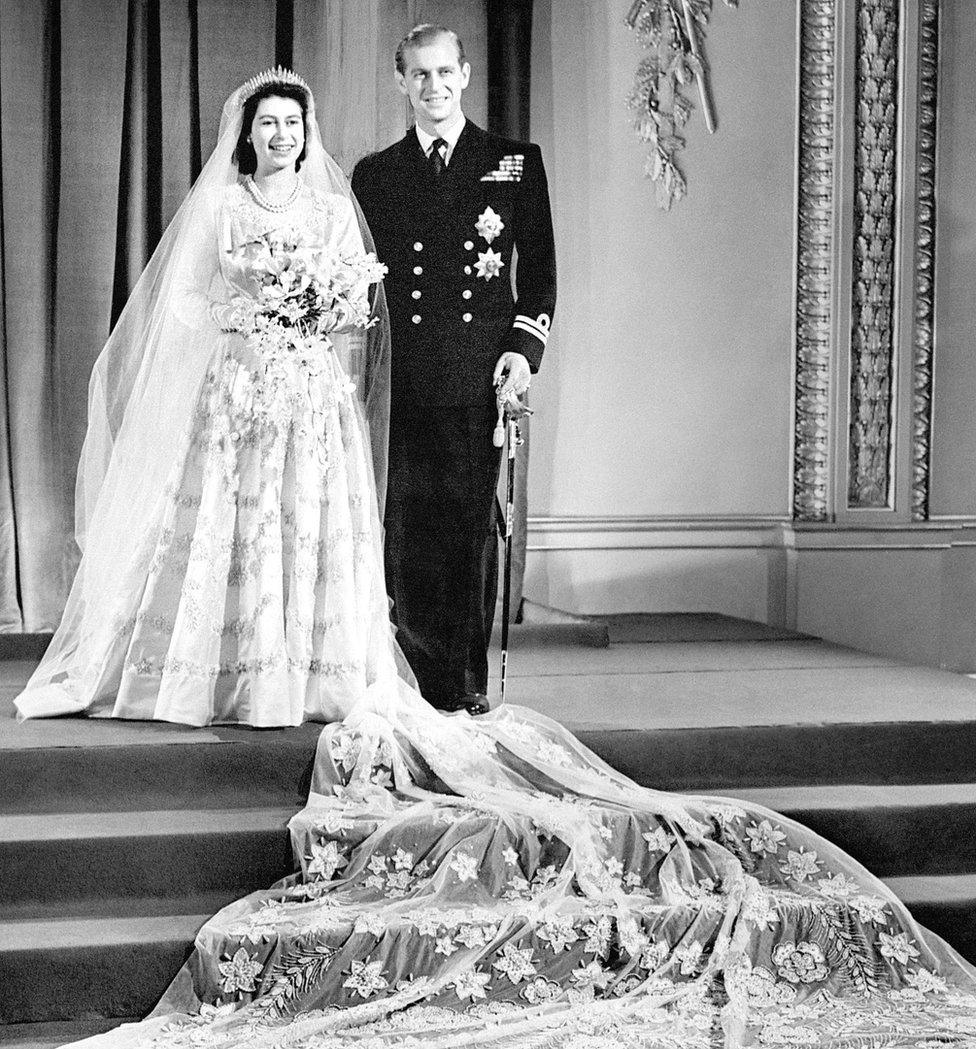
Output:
[14, 80, 395, 722]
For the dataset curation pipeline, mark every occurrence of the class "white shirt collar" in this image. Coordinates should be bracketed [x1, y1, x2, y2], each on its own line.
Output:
[415, 114, 466, 164]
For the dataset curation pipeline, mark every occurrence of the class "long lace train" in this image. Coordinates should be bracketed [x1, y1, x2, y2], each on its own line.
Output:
[72, 685, 976, 1049]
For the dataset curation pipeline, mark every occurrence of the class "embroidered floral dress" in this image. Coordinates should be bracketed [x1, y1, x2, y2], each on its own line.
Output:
[97, 181, 399, 727]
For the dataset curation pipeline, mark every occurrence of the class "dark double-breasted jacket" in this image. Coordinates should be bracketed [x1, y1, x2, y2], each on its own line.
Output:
[352, 121, 557, 409]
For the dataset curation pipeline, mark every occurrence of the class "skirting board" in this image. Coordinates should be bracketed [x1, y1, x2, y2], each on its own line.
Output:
[523, 516, 976, 672]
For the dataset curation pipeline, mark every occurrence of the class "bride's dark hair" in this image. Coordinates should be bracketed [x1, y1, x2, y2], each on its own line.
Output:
[234, 82, 310, 174]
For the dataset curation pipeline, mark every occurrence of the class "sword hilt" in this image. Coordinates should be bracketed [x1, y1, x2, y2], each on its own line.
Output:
[492, 403, 505, 448]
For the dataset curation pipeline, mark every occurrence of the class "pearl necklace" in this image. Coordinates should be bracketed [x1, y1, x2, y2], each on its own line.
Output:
[245, 175, 303, 213]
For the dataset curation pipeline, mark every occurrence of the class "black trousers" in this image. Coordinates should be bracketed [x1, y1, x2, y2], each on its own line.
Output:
[384, 405, 501, 706]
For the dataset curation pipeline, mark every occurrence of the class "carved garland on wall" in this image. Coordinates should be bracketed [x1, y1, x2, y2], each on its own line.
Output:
[847, 0, 900, 510]
[911, 1, 939, 520]
[792, 0, 837, 523]
[624, 0, 737, 210]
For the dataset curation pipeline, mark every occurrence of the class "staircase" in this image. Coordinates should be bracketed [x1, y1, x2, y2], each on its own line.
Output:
[3, 629, 976, 1046]
[592, 718, 976, 963]
[0, 731, 319, 1045]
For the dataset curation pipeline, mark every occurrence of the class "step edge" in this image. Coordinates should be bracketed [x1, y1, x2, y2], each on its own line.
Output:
[883, 873, 976, 904]
[690, 784, 976, 811]
[0, 807, 296, 843]
[0, 913, 211, 951]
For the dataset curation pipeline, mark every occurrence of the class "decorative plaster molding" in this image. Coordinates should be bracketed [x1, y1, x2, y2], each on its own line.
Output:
[527, 515, 789, 532]
[525, 515, 789, 553]
[792, 0, 837, 523]
[846, 0, 900, 509]
[524, 515, 976, 554]
[911, 0, 939, 520]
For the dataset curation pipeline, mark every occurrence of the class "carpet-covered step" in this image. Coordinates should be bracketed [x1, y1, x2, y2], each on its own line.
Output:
[0, 913, 207, 1024]
[714, 783, 976, 879]
[10, 718, 976, 820]
[0, 1017, 130, 1049]
[1, 733, 320, 816]
[884, 873, 976, 964]
[7, 873, 974, 1027]
[5, 875, 974, 1025]
[0, 808, 295, 915]
[585, 720, 976, 791]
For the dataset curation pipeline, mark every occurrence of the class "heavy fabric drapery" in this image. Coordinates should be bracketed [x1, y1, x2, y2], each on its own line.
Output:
[0, 0, 503, 632]
[487, 0, 534, 621]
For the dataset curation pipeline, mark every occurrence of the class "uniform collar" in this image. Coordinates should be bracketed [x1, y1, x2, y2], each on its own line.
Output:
[414, 114, 466, 164]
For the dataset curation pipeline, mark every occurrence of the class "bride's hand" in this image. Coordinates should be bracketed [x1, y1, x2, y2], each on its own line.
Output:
[210, 296, 257, 334]
[317, 305, 361, 337]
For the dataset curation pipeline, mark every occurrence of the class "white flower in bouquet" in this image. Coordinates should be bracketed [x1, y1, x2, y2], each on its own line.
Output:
[227, 229, 387, 351]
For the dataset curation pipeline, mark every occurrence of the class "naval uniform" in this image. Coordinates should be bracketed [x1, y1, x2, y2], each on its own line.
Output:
[352, 119, 556, 707]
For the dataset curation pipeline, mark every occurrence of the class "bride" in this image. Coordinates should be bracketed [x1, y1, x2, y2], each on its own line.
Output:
[17, 73, 976, 1047]
[15, 70, 400, 727]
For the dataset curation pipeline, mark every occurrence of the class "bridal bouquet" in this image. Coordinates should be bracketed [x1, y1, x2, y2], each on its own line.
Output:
[224, 228, 387, 352]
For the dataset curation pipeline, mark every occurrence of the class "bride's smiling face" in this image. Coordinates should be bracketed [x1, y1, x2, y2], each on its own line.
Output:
[250, 96, 305, 177]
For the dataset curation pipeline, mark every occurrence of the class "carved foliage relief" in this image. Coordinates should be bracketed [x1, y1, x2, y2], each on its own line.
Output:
[911, 1, 939, 520]
[847, 0, 900, 509]
[793, 1, 836, 522]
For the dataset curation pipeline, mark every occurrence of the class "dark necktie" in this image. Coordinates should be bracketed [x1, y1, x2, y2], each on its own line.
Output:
[428, 138, 447, 177]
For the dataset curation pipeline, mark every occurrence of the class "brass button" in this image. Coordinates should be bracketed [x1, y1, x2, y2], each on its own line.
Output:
[412, 290, 422, 300]
[462, 289, 472, 299]
[464, 240, 474, 250]
[412, 314, 422, 323]
[413, 241, 423, 251]
[462, 312, 472, 322]
[413, 266, 423, 275]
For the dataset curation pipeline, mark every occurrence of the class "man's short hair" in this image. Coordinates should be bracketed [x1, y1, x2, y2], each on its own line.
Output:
[395, 24, 467, 75]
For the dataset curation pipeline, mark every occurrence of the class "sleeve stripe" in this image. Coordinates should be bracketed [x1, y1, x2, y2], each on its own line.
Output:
[514, 312, 551, 332]
[513, 319, 550, 346]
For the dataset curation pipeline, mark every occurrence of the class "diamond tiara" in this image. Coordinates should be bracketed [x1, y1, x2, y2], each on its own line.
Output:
[238, 67, 311, 105]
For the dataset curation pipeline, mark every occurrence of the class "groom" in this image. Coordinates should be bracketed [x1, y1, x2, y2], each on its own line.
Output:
[352, 24, 556, 714]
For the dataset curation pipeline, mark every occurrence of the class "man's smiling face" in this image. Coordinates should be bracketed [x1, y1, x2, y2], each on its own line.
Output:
[396, 33, 471, 133]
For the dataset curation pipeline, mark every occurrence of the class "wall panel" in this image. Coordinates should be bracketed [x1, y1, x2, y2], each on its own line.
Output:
[528, 0, 796, 520]
[929, 0, 976, 517]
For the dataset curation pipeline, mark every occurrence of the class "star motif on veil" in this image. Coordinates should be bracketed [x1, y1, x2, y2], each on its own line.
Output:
[218, 947, 263, 994]
[492, 942, 537, 984]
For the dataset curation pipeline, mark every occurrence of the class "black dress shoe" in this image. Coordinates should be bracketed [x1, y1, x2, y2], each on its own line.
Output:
[461, 693, 490, 715]
[440, 693, 490, 716]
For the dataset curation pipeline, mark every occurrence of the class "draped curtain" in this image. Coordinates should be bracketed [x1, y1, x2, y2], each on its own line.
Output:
[0, 0, 534, 633]
[486, 0, 533, 619]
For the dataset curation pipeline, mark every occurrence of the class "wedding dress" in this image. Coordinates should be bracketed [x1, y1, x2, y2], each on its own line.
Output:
[18, 73, 976, 1047]
[14, 75, 396, 727]
[83, 182, 395, 726]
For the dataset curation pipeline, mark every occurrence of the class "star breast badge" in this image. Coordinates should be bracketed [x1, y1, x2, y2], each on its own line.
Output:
[475, 207, 505, 244]
[474, 248, 505, 281]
